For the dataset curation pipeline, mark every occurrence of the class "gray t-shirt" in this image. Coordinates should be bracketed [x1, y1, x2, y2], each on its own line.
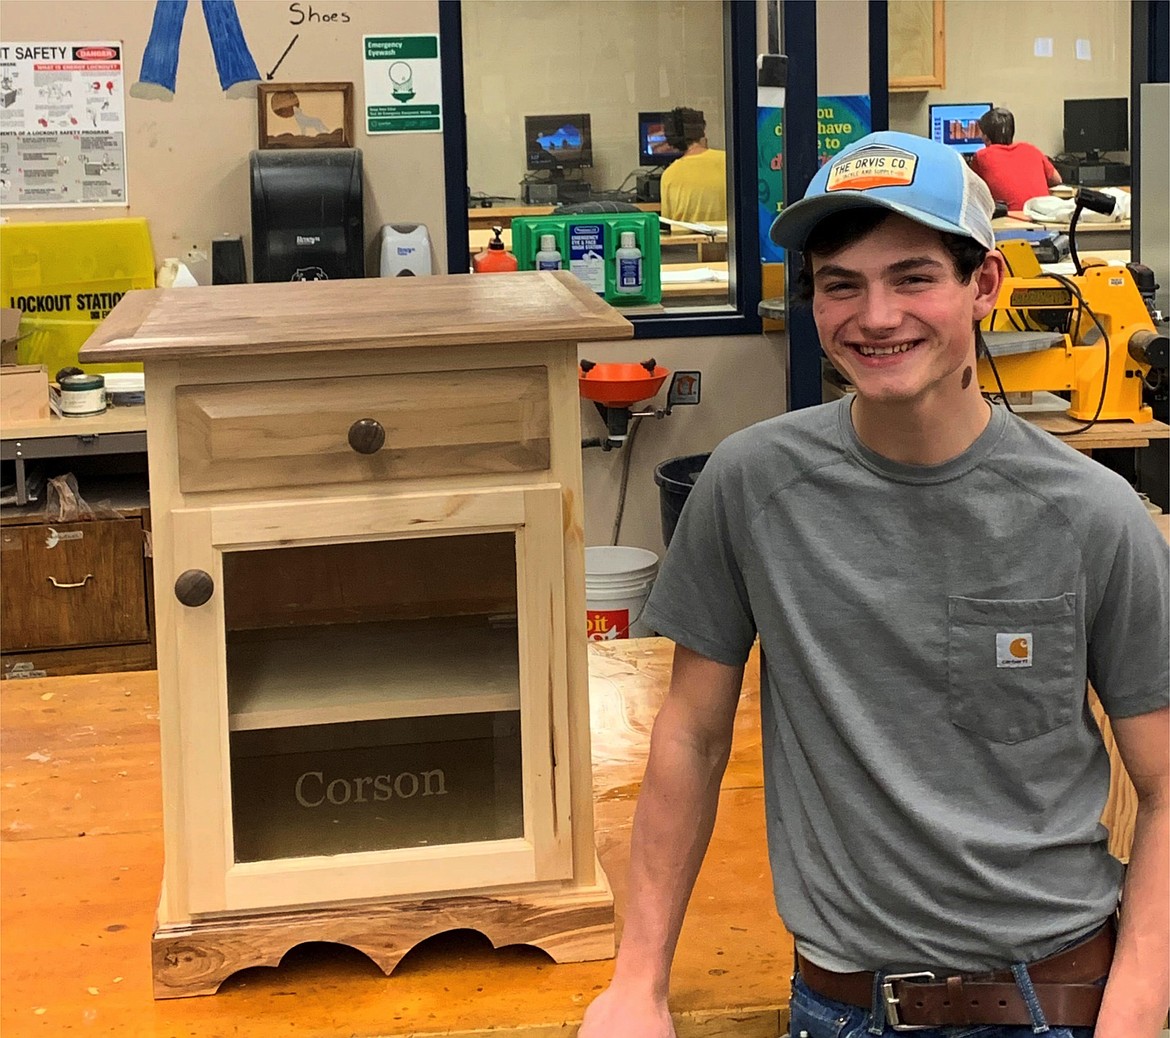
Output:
[641, 397, 1169, 972]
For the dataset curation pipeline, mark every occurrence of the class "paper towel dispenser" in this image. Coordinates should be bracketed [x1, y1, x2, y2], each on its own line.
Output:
[250, 148, 364, 282]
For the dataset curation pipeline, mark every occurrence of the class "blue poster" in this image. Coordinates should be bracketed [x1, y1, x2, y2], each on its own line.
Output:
[757, 105, 785, 263]
[815, 95, 872, 167]
[758, 94, 872, 261]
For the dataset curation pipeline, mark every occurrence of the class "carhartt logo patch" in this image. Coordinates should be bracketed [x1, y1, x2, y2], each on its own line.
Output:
[996, 632, 1033, 668]
[826, 145, 918, 192]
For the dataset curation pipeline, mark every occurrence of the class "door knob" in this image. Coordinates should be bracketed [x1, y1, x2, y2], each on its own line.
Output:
[175, 569, 214, 607]
[348, 418, 386, 454]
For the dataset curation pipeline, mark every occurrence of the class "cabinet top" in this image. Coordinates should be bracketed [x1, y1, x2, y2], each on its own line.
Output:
[79, 271, 633, 363]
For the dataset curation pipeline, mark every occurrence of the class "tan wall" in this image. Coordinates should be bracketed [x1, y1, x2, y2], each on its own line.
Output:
[0, 0, 449, 278]
[575, 0, 790, 555]
[462, 1, 726, 200]
[579, 332, 788, 554]
[11, 3, 1132, 569]
[819, 0, 870, 96]
[0, 0, 790, 559]
[889, 0, 1131, 156]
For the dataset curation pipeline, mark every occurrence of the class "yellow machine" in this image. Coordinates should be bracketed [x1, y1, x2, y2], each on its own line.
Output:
[978, 239, 1168, 423]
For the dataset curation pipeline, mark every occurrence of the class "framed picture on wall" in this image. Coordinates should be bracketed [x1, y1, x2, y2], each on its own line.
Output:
[257, 82, 355, 149]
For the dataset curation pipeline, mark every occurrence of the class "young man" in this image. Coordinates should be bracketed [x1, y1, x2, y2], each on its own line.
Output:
[970, 107, 1062, 211]
[579, 131, 1168, 1038]
[659, 106, 727, 224]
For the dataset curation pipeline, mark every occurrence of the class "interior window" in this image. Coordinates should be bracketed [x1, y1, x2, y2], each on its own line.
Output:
[888, 0, 1132, 251]
[442, 0, 761, 336]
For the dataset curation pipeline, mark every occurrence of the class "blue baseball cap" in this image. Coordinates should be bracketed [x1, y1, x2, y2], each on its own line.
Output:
[769, 131, 996, 252]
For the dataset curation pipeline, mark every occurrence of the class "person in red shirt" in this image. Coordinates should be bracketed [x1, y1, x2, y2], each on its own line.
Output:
[969, 107, 1061, 211]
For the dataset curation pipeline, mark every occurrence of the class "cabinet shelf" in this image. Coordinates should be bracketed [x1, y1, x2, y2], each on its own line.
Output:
[227, 617, 520, 731]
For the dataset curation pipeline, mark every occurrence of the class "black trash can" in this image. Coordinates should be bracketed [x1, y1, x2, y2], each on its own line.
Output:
[653, 453, 711, 548]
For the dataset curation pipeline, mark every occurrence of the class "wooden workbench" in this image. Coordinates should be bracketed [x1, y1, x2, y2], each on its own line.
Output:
[994, 215, 1132, 252]
[1023, 412, 1170, 450]
[468, 227, 727, 264]
[468, 203, 660, 231]
[2, 595, 1156, 1036]
[821, 366, 1170, 452]
[0, 640, 791, 1037]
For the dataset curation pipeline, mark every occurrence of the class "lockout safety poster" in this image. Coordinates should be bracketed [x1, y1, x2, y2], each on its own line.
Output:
[0, 41, 128, 207]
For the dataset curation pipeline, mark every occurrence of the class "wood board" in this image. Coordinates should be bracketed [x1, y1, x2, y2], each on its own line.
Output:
[226, 619, 521, 729]
[4, 618, 1150, 1031]
[79, 272, 633, 364]
[0, 641, 793, 1036]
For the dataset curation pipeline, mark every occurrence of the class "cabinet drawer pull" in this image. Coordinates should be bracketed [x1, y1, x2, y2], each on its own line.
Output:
[47, 574, 94, 589]
[175, 569, 215, 607]
[348, 418, 386, 455]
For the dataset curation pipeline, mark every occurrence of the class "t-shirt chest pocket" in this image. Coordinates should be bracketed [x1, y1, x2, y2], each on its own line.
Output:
[947, 593, 1079, 744]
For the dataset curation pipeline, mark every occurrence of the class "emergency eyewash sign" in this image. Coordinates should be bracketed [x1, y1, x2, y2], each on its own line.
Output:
[363, 34, 442, 134]
[0, 41, 128, 206]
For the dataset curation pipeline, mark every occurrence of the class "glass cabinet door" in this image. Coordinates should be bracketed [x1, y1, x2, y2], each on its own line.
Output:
[224, 531, 526, 863]
[168, 486, 571, 915]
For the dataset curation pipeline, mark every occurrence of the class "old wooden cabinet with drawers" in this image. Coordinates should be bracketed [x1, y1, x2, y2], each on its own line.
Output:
[0, 508, 154, 677]
[80, 271, 632, 998]
[1, 405, 155, 678]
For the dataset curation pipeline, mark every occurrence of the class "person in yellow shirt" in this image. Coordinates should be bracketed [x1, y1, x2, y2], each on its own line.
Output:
[659, 107, 727, 224]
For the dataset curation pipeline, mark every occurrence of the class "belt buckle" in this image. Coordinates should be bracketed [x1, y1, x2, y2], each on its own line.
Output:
[881, 971, 936, 1031]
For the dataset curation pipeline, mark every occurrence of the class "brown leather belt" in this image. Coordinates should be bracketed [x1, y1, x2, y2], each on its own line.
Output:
[797, 921, 1113, 1031]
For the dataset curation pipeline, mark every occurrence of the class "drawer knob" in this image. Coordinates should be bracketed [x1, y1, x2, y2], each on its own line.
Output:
[175, 569, 214, 607]
[348, 418, 386, 455]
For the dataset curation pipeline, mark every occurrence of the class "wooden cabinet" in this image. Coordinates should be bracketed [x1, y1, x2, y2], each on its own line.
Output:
[1, 517, 150, 651]
[1, 406, 154, 678]
[80, 271, 632, 998]
[889, 0, 945, 91]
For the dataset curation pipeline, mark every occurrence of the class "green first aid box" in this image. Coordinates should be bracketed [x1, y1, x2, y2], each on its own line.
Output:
[510, 211, 661, 306]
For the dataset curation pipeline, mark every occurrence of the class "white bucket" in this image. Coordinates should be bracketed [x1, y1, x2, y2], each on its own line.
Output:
[585, 546, 659, 641]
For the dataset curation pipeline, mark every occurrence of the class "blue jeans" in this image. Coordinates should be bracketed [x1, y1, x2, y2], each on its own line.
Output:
[136, 0, 259, 94]
[789, 974, 1095, 1038]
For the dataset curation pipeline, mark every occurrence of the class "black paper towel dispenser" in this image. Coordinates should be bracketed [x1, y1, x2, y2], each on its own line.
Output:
[250, 148, 364, 282]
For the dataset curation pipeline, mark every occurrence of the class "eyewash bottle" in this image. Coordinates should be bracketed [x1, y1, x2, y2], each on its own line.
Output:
[534, 234, 562, 270]
[615, 232, 643, 294]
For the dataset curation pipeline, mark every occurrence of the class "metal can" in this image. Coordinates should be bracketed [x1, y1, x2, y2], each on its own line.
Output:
[59, 373, 106, 416]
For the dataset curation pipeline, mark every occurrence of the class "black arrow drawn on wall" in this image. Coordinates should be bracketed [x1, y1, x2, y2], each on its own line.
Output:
[266, 35, 299, 80]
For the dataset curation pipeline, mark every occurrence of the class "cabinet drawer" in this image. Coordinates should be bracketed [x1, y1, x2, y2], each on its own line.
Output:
[0, 519, 150, 651]
[176, 366, 551, 493]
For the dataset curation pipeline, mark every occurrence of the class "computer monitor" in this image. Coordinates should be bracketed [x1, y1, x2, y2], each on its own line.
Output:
[1063, 97, 1128, 157]
[637, 111, 684, 167]
[524, 114, 593, 172]
[928, 102, 993, 155]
